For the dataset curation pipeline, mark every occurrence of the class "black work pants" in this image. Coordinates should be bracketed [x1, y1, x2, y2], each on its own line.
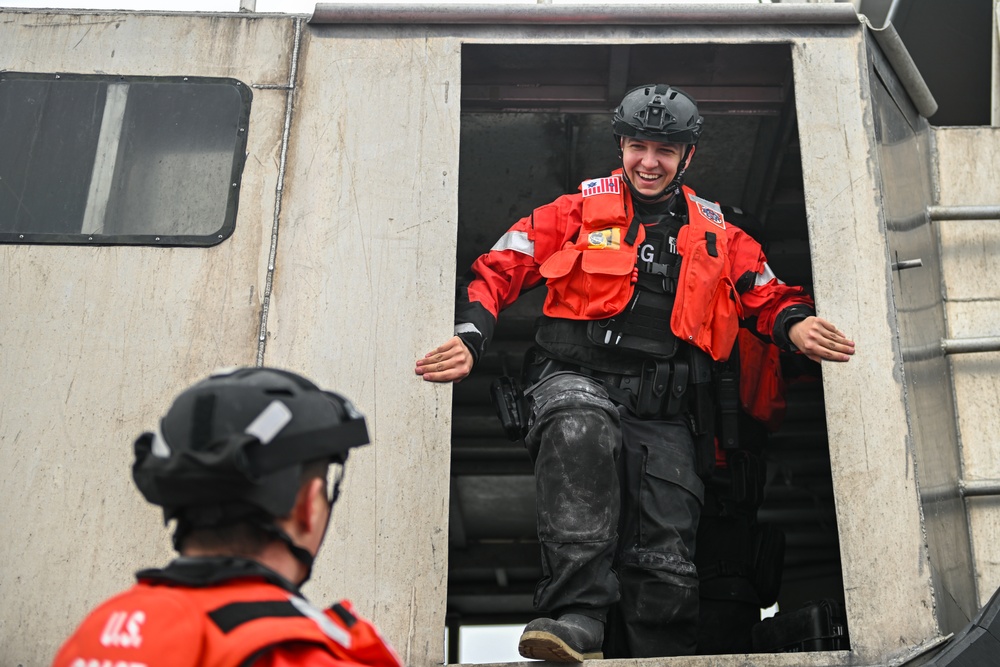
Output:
[524, 372, 703, 658]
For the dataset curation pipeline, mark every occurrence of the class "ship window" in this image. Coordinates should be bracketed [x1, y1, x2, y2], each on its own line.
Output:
[0, 72, 251, 246]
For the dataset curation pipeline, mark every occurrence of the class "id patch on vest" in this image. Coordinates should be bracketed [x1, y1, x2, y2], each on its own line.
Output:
[587, 227, 621, 250]
[581, 176, 620, 198]
[688, 193, 726, 229]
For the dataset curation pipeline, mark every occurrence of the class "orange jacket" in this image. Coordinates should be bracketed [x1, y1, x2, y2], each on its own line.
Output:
[538, 177, 746, 361]
[52, 567, 402, 667]
[457, 171, 813, 364]
[737, 329, 787, 431]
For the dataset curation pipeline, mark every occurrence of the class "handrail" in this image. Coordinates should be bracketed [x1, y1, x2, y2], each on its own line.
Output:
[928, 205, 1000, 221]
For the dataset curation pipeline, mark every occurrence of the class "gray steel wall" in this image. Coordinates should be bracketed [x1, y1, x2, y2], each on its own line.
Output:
[868, 35, 977, 634]
[793, 26, 941, 660]
[0, 10, 453, 665]
[0, 10, 296, 664]
[2, 6, 987, 666]
[266, 20, 459, 665]
[933, 125, 1000, 609]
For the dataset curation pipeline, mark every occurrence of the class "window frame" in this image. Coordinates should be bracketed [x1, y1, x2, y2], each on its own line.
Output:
[0, 70, 253, 247]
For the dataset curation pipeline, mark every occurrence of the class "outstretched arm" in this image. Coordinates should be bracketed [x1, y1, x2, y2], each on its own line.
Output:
[415, 336, 475, 383]
[788, 316, 855, 363]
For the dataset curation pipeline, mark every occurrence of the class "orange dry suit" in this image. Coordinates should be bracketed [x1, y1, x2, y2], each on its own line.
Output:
[737, 330, 786, 431]
[455, 171, 814, 368]
[51, 558, 403, 667]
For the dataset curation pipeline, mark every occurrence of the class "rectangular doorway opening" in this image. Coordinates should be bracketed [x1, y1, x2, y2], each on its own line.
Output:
[446, 41, 847, 663]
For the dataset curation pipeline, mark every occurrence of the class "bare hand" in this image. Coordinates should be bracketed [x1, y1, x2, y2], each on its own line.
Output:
[788, 316, 855, 363]
[415, 336, 474, 383]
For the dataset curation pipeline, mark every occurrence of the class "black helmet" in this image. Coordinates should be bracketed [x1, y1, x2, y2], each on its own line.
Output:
[133, 367, 370, 523]
[612, 84, 703, 145]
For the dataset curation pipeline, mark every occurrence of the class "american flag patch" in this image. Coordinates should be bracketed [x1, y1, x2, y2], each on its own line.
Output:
[581, 176, 620, 198]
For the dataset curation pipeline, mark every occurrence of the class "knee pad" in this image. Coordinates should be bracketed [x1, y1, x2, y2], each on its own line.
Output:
[527, 372, 620, 424]
[525, 373, 621, 457]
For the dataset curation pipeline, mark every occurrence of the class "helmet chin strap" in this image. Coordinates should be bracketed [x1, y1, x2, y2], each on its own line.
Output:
[257, 520, 318, 585]
[618, 142, 695, 204]
[280, 468, 340, 585]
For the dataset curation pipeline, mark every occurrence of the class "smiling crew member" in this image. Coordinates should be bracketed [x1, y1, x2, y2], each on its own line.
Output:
[52, 367, 403, 667]
[417, 84, 854, 661]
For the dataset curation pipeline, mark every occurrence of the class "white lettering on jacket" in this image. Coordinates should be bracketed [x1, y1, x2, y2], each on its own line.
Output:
[69, 659, 148, 667]
[639, 237, 677, 264]
[99, 610, 145, 648]
[640, 243, 655, 263]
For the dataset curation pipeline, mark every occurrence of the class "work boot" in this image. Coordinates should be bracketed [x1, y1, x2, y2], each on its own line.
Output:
[518, 613, 604, 662]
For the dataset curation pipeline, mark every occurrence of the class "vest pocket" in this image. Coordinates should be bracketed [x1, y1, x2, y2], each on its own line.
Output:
[541, 247, 635, 319]
[671, 226, 741, 360]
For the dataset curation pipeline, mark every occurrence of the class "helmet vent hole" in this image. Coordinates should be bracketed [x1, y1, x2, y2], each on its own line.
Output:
[264, 388, 295, 396]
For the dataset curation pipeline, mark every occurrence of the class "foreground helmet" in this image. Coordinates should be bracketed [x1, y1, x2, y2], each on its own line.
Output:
[133, 367, 370, 523]
[613, 84, 703, 201]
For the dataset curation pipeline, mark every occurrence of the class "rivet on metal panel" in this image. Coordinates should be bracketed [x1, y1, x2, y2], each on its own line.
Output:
[19, 235, 24, 239]
[183, 77, 189, 81]
[88, 236, 93, 241]
[155, 237, 161, 242]
[218, 235, 223, 239]
[55, 75, 60, 79]
[232, 183, 237, 187]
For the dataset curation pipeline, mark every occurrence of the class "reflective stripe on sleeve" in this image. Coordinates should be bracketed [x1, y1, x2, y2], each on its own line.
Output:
[754, 262, 785, 287]
[490, 230, 534, 256]
[455, 322, 482, 337]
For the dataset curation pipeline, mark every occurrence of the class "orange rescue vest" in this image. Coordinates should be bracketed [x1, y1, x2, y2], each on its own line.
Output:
[539, 175, 742, 361]
[52, 577, 403, 667]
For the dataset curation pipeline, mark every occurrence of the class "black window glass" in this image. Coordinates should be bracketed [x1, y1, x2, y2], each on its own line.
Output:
[0, 72, 251, 246]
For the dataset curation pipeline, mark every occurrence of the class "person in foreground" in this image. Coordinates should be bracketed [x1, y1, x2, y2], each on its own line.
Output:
[52, 367, 403, 667]
[417, 84, 854, 661]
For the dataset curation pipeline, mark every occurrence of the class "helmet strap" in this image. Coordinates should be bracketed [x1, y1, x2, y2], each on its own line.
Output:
[256, 519, 318, 585]
[170, 508, 319, 585]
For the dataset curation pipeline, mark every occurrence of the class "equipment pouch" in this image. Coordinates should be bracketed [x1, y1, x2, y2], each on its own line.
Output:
[490, 375, 527, 441]
[635, 359, 671, 418]
[717, 366, 740, 451]
[665, 360, 689, 416]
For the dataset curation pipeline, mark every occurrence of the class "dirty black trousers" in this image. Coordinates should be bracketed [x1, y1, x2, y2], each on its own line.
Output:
[524, 372, 704, 658]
